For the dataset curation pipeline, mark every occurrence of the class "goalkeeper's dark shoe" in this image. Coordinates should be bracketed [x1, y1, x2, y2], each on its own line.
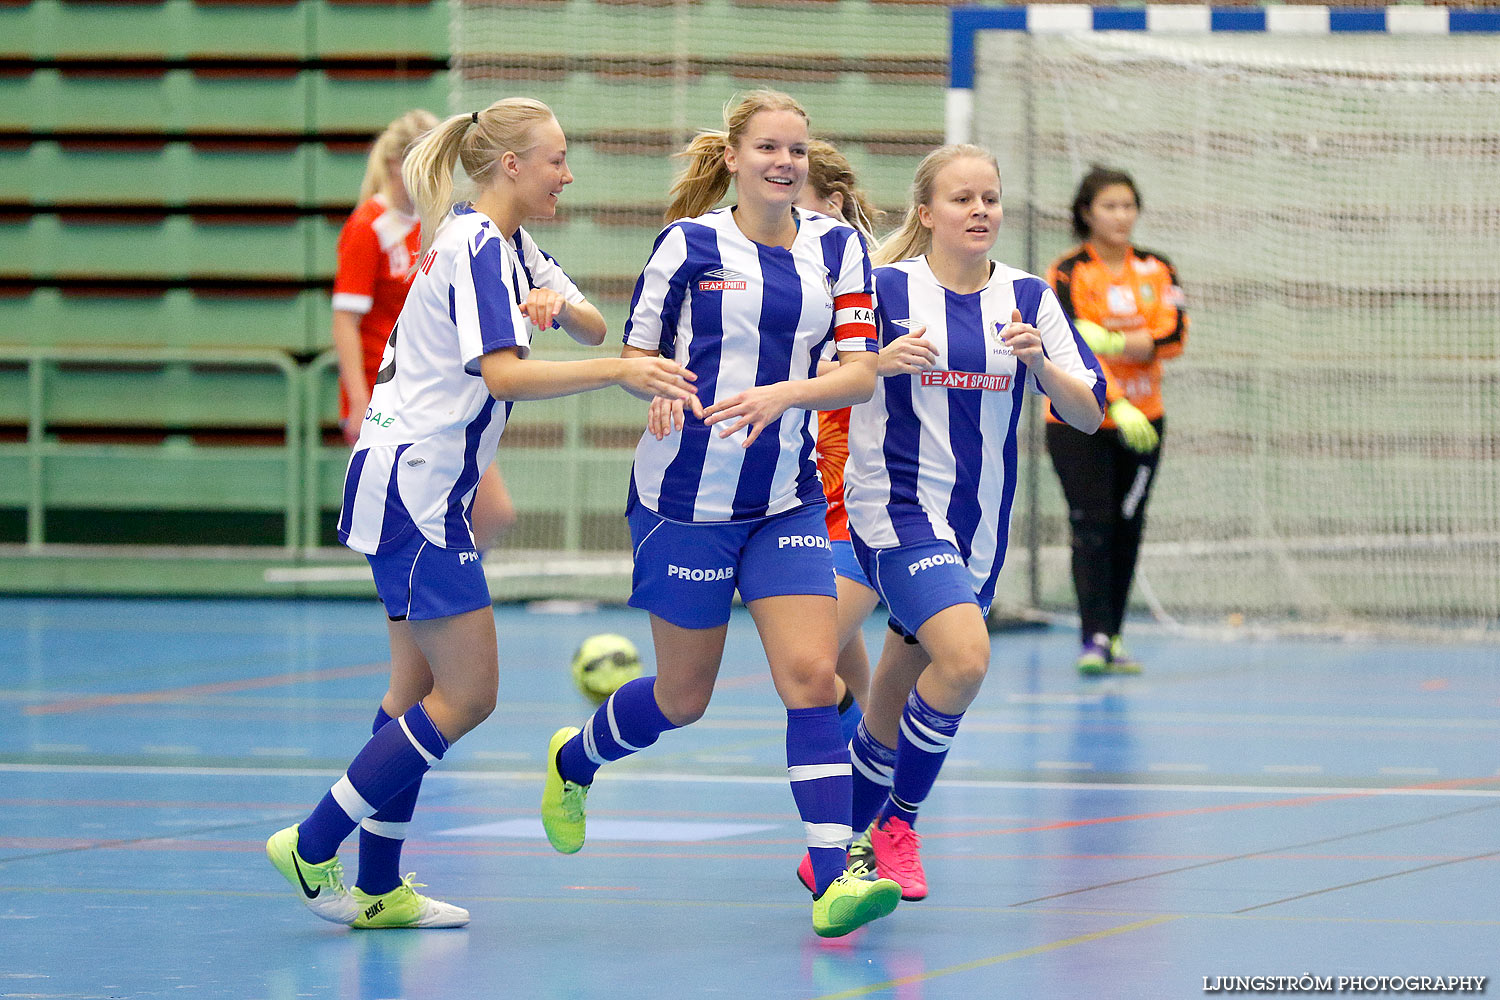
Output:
[1076, 634, 1110, 675]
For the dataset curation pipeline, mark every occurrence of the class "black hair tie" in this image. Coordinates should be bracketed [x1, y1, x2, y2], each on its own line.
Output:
[471, 111, 479, 124]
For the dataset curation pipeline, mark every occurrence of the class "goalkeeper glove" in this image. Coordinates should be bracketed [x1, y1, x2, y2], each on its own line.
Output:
[1108, 399, 1159, 453]
[1075, 319, 1126, 357]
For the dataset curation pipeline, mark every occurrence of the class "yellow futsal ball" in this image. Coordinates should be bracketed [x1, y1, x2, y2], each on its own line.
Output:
[571, 633, 642, 704]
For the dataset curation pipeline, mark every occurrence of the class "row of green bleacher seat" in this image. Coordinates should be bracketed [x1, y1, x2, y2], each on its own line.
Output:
[1, 0, 447, 61]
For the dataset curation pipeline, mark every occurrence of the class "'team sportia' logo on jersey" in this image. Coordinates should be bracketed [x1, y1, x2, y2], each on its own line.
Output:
[921, 370, 1013, 392]
[698, 268, 748, 292]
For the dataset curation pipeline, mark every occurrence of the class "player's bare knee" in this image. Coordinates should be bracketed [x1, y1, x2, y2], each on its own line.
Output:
[656, 684, 712, 727]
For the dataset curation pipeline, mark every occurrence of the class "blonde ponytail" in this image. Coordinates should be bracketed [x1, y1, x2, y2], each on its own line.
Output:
[358, 109, 438, 205]
[403, 97, 556, 254]
[804, 139, 882, 241]
[873, 143, 999, 266]
[664, 89, 810, 224]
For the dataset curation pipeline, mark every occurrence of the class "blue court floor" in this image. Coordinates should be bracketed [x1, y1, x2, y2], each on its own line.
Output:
[1, 597, 1497, 999]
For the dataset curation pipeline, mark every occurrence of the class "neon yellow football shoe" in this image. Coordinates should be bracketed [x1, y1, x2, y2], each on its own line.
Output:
[266, 824, 358, 925]
[811, 872, 901, 938]
[352, 874, 469, 929]
[541, 726, 588, 854]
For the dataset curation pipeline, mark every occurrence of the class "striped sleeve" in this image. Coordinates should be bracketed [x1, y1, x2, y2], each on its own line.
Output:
[623, 224, 691, 354]
[1032, 282, 1106, 415]
[831, 228, 876, 353]
[517, 228, 586, 305]
[455, 231, 529, 373]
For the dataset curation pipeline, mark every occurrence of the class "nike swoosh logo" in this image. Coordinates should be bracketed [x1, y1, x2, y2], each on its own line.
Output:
[291, 856, 321, 899]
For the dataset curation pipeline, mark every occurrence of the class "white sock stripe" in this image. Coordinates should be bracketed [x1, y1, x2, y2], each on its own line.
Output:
[804, 821, 853, 849]
[900, 717, 953, 754]
[398, 715, 439, 766]
[330, 775, 376, 821]
[605, 694, 644, 753]
[904, 712, 956, 747]
[582, 724, 606, 766]
[788, 763, 852, 782]
[360, 817, 410, 840]
[851, 754, 894, 786]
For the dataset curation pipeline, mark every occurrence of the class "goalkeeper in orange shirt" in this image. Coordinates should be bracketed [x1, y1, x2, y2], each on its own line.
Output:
[1046, 166, 1187, 675]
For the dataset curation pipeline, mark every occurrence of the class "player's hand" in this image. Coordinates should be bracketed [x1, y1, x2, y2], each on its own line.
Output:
[1075, 319, 1126, 357]
[647, 395, 687, 440]
[343, 389, 370, 446]
[519, 289, 569, 331]
[998, 308, 1046, 368]
[620, 357, 701, 413]
[1108, 399, 1159, 453]
[877, 330, 937, 375]
[702, 383, 794, 448]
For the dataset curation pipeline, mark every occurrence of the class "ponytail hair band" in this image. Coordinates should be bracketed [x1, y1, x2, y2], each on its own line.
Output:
[471, 111, 480, 125]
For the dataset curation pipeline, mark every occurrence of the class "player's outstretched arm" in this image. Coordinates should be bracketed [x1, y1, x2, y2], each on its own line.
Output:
[481, 346, 698, 403]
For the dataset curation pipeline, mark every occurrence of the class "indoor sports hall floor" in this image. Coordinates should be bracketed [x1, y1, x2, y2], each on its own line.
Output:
[2, 597, 1496, 999]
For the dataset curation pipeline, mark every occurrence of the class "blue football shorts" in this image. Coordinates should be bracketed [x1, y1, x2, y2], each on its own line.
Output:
[366, 529, 491, 622]
[831, 537, 873, 591]
[849, 533, 984, 641]
[627, 502, 838, 629]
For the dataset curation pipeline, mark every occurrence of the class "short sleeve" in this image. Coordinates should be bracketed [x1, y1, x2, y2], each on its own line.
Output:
[517, 228, 585, 305]
[332, 210, 379, 315]
[830, 228, 876, 354]
[1031, 283, 1106, 418]
[623, 224, 692, 355]
[453, 233, 530, 373]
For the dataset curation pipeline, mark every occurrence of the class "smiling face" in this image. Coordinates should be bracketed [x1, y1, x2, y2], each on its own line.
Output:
[1081, 182, 1138, 251]
[724, 109, 809, 213]
[918, 155, 1002, 259]
[509, 116, 572, 219]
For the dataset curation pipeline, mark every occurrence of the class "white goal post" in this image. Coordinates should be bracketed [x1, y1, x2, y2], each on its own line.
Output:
[950, 6, 1500, 638]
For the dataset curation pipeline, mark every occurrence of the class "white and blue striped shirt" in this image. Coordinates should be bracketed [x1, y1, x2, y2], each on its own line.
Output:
[844, 256, 1105, 605]
[338, 205, 583, 554]
[625, 207, 876, 523]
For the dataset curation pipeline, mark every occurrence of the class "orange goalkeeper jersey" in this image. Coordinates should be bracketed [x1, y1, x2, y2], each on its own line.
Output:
[1046, 243, 1187, 425]
[816, 406, 852, 541]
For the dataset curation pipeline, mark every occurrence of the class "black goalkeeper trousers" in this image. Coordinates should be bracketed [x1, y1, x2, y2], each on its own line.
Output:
[1045, 416, 1165, 643]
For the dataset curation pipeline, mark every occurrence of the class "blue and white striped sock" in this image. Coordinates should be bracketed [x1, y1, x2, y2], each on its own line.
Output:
[787, 705, 852, 896]
[355, 705, 423, 896]
[298, 702, 448, 865]
[557, 676, 679, 786]
[849, 718, 897, 834]
[878, 689, 963, 829]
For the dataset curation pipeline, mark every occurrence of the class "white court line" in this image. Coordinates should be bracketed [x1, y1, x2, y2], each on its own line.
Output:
[2, 762, 1498, 798]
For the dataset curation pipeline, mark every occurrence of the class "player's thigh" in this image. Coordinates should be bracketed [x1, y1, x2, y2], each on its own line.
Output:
[648, 614, 728, 726]
[745, 593, 839, 710]
[384, 619, 434, 714]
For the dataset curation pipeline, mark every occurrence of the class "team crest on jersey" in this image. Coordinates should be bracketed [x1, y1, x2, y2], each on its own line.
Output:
[989, 320, 1014, 355]
[699, 268, 747, 291]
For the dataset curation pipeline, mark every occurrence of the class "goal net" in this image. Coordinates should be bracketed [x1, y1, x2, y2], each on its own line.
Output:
[964, 14, 1500, 637]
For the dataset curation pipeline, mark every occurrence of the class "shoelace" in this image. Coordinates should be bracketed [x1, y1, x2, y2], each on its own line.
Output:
[323, 856, 349, 891]
[882, 824, 923, 874]
[397, 873, 428, 894]
[561, 781, 587, 820]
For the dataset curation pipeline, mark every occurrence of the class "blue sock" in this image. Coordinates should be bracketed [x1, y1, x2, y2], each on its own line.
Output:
[837, 690, 863, 746]
[298, 702, 448, 865]
[849, 719, 896, 834]
[356, 706, 424, 896]
[557, 676, 679, 786]
[878, 689, 963, 830]
[786, 705, 852, 896]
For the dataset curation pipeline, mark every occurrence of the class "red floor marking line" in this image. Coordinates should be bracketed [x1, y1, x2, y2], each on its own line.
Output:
[22, 662, 390, 716]
[927, 773, 1500, 840]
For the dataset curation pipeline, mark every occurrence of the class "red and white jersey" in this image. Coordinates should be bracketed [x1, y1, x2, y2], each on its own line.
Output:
[624, 207, 876, 523]
[844, 256, 1104, 605]
[332, 195, 422, 418]
[339, 206, 579, 554]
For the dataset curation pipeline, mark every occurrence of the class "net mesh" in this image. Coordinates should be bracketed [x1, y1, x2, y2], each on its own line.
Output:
[974, 31, 1500, 636]
[450, 0, 942, 598]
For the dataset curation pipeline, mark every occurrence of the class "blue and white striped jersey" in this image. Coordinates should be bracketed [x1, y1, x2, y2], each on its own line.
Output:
[624, 207, 876, 523]
[844, 256, 1105, 605]
[339, 205, 583, 554]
